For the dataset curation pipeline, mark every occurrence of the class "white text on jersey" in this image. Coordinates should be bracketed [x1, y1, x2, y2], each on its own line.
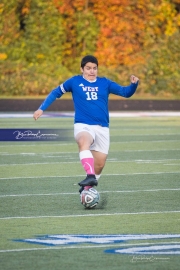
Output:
[82, 86, 98, 92]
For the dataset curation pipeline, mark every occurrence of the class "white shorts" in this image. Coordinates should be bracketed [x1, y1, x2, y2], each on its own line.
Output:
[74, 123, 109, 154]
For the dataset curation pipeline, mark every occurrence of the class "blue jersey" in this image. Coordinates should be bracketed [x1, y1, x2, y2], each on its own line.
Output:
[39, 75, 138, 127]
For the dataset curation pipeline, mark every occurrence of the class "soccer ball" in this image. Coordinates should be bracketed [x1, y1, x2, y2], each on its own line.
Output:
[80, 188, 100, 209]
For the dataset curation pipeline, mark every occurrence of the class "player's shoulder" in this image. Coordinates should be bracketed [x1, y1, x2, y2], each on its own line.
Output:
[63, 75, 83, 87]
[65, 75, 81, 82]
[97, 76, 112, 84]
[72, 75, 84, 80]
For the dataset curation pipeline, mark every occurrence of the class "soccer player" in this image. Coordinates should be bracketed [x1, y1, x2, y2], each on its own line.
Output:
[33, 55, 139, 193]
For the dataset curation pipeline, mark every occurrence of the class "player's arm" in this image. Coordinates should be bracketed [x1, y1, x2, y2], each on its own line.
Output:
[109, 75, 139, 98]
[33, 77, 74, 121]
[33, 85, 63, 121]
[33, 109, 43, 120]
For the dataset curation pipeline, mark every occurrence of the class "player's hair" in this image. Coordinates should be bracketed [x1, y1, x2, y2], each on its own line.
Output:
[81, 55, 98, 69]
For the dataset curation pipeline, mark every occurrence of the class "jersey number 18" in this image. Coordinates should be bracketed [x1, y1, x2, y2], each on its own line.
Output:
[86, 92, 98, 100]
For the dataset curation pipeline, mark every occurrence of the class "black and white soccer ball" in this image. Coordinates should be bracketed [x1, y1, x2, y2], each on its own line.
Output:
[80, 188, 100, 209]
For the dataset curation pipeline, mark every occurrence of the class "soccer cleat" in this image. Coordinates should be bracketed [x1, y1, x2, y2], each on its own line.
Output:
[78, 174, 98, 187]
[79, 186, 84, 194]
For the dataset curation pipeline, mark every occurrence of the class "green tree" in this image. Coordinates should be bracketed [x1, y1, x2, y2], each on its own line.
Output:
[0, 0, 72, 95]
[143, 32, 180, 95]
[0, 0, 24, 60]
[76, 10, 99, 57]
[23, 0, 66, 64]
[0, 0, 180, 96]
[54, 0, 99, 71]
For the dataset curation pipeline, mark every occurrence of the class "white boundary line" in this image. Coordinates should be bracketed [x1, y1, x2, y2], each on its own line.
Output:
[0, 161, 79, 166]
[1, 188, 180, 198]
[0, 241, 179, 253]
[0, 211, 180, 220]
[0, 188, 180, 198]
[1, 111, 180, 118]
[0, 149, 180, 155]
[0, 143, 75, 147]
[0, 171, 180, 180]
[0, 158, 180, 166]
[0, 140, 179, 147]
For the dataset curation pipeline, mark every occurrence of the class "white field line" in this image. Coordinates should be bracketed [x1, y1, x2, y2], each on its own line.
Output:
[0, 152, 77, 156]
[1, 149, 180, 155]
[0, 140, 179, 148]
[56, 149, 179, 153]
[0, 171, 180, 180]
[0, 128, 177, 133]
[1, 111, 180, 118]
[108, 112, 180, 117]
[113, 133, 180, 136]
[0, 210, 180, 220]
[0, 241, 179, 253]
[1, 188, 180, 198]
[164, 164, 179, 166]
[0, 158, 180, 166]
[0, 143, 74, 147]
[0, 162, 79, 166]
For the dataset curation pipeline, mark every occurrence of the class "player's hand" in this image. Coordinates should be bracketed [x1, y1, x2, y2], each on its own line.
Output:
[33, 109, 43, 120]
[130, 75, 139, 84]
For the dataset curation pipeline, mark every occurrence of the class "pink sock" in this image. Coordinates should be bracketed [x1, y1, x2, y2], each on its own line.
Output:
[84, 186, 92, 190]
[79, 150, 95, 175]
[81, 158, 95, 175]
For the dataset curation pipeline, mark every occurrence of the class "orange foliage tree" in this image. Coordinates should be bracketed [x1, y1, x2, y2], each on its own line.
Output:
[53, 0, 179, 68]
[1, 0, 180, 95]
[53, 0, 99, 69]
[92, 0, 149, 66]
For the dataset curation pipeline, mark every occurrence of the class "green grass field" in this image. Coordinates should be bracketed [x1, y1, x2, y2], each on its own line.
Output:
[0, 115, 180, 270]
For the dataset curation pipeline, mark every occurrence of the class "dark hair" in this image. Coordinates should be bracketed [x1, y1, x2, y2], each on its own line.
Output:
[81, 55, 98, 68]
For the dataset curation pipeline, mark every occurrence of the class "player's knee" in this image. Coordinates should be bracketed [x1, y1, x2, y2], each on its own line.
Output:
[76, 133, 93, 149]
[76, 137, 88, 149]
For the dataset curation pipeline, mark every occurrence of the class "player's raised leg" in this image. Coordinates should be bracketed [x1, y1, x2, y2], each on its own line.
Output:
[75, 131, 98, 188]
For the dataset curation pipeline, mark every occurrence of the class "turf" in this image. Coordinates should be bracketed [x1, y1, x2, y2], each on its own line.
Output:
[0, 116, 180, 270]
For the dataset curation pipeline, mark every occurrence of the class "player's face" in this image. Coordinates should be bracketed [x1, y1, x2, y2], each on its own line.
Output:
[81, 62, 98, 82]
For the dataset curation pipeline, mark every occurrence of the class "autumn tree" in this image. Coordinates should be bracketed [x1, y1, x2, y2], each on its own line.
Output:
[91, 0, 149, 67]
[53, 0, 99, 70]
[0, 0, 179, 96]
[0, 0, 72, 95]
[141, 0, 180, 95]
